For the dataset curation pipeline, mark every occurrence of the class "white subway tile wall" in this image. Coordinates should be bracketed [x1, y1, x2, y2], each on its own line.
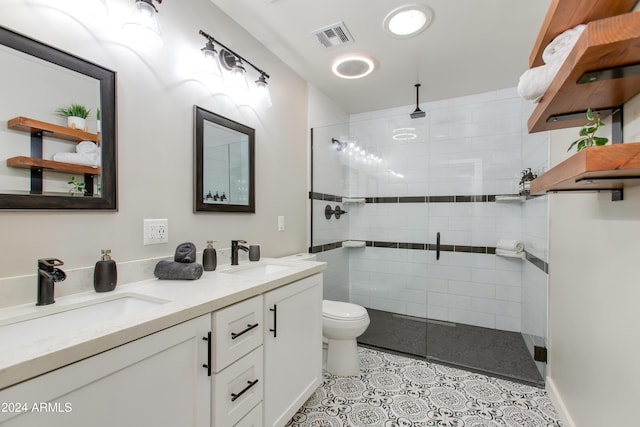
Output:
[312, 88, 548, 336]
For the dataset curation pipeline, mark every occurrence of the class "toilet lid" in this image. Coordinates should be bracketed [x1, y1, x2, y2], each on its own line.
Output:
[323, 300, 368, 321]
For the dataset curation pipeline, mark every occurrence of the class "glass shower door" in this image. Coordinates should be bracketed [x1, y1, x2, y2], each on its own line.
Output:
[312, 115, 431, 360]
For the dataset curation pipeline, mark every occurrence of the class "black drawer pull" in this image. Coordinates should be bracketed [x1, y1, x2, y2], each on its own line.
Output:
[231, 323, 259, 340]
[269, 305, 277, 337]
[230, 379, 259, 402]
[202, 332, 211, 376]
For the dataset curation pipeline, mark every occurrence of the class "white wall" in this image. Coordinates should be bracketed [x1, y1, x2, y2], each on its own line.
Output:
[547, 93, 640, 426]
[0, 0, 311, 305]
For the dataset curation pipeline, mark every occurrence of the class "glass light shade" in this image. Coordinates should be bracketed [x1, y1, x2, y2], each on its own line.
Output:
[198, 42, 224, 87]
[253, 75, 272, 108]
[228, 63, 249, 91]
[121, 0, 162, 49]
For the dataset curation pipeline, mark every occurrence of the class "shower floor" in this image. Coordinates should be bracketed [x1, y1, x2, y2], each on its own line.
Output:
[357, 308, 544, 387]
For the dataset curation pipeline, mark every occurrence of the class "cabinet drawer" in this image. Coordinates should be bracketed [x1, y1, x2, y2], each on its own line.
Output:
[213, 346, 263, 427]
[235, 402, 262, 427]
[212, 295, 263, 372]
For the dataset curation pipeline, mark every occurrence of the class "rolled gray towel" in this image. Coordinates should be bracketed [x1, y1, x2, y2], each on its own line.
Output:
[175, 242, 196, 263]
[154, 260, 203, 280]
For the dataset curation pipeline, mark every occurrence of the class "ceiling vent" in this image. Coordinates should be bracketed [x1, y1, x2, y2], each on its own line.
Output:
[312, 21, 354, 49]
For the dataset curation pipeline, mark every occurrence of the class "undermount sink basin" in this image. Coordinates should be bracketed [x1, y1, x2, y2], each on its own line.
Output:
[0, 293, 168, 348]
[222, 262, 294, 278]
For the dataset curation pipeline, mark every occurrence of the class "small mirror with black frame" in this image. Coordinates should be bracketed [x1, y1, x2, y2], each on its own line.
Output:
[194, 106, 255, 213]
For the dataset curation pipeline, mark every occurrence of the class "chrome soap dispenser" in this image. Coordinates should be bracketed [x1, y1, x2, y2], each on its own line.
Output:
[203, 241, 217, 271]
[94, 249, 117, 292]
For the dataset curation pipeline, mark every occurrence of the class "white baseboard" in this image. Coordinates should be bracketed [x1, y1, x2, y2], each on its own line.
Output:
[546, 376, 576, 427]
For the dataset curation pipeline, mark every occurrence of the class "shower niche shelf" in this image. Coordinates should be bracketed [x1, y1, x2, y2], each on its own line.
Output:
[495, 195, 526, 202]
[530, 143, 640, 195]
[527, 7, 640, 133]
[342, 240, 366, 248]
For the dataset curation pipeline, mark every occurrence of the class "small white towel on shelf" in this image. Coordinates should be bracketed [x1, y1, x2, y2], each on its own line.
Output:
[542, 24, 586, 65]
[53, 141, 100, 168]
[496, 239, 524, 253]
[516, 24, 586, 103]
[496, 248, 526, 259]
[517, 62, 562, 102]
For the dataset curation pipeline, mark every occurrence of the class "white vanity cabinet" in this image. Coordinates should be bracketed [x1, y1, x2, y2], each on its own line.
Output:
[0, 269, 324, 427]
[263, 274, 323, 427]
[0, 315, 211, 427]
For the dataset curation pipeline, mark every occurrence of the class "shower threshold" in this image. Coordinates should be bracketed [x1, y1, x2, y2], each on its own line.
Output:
[358, 308, 544, 387]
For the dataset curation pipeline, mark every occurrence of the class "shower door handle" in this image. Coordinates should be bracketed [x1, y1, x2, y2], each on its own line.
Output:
[436, 232, 440, 261]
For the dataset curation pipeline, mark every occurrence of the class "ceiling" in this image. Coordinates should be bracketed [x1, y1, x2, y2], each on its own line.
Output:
[210, 0, 551, 114]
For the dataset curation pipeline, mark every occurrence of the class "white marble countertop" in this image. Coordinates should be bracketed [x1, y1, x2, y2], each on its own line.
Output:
[0, 258, 326, 390]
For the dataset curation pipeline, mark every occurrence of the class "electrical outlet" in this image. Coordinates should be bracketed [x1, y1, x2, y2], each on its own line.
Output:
[144, 219, 169, 245]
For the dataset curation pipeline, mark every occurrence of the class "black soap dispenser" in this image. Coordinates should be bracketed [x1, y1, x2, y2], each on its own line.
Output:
[203, 241, 217, 271]
[94, 249, 117, 292]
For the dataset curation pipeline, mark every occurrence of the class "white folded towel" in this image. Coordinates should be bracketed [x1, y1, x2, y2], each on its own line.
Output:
[517, 62, 562, 102]
[53, 141, 100, 168]
[542, 24, 586, 65]
[496, 248, 525, 259]
[496, 239, 524, 252]
[517, 24, 586, 103]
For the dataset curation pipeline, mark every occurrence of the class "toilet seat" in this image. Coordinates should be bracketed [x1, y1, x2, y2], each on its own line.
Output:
[322, 300, 368, 321]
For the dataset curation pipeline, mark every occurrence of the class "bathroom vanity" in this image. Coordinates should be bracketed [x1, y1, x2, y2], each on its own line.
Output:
[0, 259, 325, 427]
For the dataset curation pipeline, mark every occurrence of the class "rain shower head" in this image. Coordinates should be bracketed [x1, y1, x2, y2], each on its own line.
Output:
[410, 83, 426, 119]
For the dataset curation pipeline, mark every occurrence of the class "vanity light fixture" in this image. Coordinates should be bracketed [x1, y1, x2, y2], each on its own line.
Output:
[122, 0, 163, 49]
[383, 4, 433, 38]
[199, 30, 272, 107]
[332, 55, 375, 79]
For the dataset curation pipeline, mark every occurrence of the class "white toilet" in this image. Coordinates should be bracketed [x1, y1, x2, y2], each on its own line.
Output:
[322, 299, 370, 376]
[278, 253, 370, 376]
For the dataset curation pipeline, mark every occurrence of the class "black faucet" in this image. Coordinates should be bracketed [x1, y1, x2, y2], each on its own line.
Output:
[231, 240, 249, 265]
[37, 258, 66, 306]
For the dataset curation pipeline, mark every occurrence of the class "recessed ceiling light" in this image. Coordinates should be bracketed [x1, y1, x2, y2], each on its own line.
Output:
[383, 4, 433, 38]
[332, 55, 375, 79]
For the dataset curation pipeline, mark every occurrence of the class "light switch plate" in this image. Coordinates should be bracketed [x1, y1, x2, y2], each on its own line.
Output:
[277, 216, 285, 231]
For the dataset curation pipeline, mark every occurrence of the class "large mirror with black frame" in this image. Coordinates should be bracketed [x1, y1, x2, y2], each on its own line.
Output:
[194, 106, 255, 213]
[0, 26, 116, 210]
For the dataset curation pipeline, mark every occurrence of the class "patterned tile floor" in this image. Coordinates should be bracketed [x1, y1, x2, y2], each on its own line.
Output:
[287, 347, 562, 426]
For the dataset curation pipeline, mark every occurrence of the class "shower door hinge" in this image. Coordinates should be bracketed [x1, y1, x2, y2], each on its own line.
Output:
[533, 346, 548, 363]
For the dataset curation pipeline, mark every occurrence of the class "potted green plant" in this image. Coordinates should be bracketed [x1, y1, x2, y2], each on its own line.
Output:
[67, 176, 86, 195]
[55, 103, 91, 131]
[567, 108, 609, 152]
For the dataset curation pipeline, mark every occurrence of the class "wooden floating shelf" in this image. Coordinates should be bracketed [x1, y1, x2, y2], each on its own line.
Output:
[528, 12, 640, 133]
[530, 143, 640, 195]
[7, 156, 100, 176]
[529, 0, 638, 68]
[7, 116, 99, 143]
